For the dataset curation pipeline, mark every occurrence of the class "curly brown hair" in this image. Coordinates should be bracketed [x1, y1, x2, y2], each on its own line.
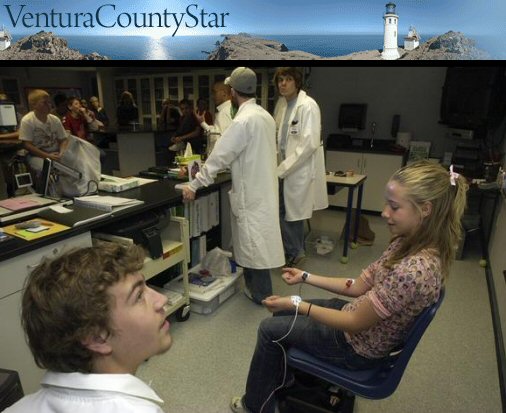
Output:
[21, 242, 145, 373]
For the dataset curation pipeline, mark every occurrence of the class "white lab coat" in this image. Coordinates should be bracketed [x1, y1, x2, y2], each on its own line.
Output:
[275, 90, 328, 221]
[4, 371, 164, 413]
[190, 99, 284, 269]
[200, 99, 233, 154]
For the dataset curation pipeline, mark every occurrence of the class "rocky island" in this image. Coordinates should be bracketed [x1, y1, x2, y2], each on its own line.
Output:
[208, 31, 490, 60]
[0, 31, 108, 60]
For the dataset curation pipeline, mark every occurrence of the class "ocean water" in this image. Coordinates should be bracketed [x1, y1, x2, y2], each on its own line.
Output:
[11, 33, 504, 60]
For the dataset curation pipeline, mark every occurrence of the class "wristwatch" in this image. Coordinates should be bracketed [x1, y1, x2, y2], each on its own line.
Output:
[301, 271, 310, 282]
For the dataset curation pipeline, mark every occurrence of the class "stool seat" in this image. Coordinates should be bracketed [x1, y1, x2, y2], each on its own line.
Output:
[287, 289, 445, 400]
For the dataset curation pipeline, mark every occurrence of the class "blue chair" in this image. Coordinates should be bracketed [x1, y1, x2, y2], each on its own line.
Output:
[286, 289, 445, 404]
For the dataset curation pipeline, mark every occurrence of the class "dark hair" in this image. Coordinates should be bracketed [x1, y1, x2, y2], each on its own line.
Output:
[21, 243, 145, 373]
[273, 67, 304, 92]
[53, 93, 67, 107]
[66, 96, 80, 107]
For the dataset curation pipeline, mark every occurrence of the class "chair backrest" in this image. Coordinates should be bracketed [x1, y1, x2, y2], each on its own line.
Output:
[287, 288, 445, 400]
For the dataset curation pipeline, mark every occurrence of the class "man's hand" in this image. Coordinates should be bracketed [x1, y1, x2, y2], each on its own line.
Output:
[182, 186, 196, 202]
[262, 295, 293, 313]
[171, 136, 184, 144]
[281, 267, 304, 285]
[48, 152, 61, 161]
[195, 111, 205, 124]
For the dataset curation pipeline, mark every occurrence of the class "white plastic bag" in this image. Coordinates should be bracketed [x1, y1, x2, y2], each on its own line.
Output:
[200, 247, 233, 277]
[58, 135, 101, 197]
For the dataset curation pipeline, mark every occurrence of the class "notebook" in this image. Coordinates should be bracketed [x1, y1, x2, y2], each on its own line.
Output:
[73, 195, 144, 212]
[38, 204, 112, 227]
[2, 218, 70, 241]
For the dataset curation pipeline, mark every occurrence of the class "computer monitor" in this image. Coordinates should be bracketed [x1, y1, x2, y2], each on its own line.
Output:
[41, 158, 53, 197]
[0, 102, 17, 132]
[338, 104, 367, 131]
[41, 158, 83, 198]
[14, 172, 33, 189]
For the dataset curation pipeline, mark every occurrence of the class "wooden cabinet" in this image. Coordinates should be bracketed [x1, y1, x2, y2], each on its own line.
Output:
[326, 150, 404, 212]
[0, 232, 93, 394]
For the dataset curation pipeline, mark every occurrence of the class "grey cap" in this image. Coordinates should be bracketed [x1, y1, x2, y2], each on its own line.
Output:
[225, 67, 257, 94]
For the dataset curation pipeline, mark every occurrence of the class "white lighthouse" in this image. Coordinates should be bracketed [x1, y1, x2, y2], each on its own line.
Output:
[382, 2, 400, 60]
[0, 25, 12, 51]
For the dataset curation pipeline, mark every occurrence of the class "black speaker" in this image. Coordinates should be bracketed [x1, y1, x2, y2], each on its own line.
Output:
[391, 114, 400, 138]
[0, 368, 24, 411]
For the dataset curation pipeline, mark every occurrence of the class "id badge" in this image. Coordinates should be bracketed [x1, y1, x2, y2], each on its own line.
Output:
[289, 123, 299, 135]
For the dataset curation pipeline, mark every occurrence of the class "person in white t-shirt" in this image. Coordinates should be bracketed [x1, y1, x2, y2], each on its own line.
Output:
[196, 81, 234, 155]
[18, 89, 68, 174]
[5, 242, 172, 413]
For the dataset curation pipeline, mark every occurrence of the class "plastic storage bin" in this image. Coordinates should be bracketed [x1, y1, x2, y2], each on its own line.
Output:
[165, 266, 243, 315]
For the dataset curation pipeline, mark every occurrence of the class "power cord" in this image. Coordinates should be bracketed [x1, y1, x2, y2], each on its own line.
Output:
[259, 295, 301, 413]
[82, 179, 99, 196]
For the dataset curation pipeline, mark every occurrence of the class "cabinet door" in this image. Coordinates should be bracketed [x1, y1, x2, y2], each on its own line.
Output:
[362, 153, 404, 212]
[326, 151, 362, 208]
[0, 232, 92, 394]
[0, 291, 45, 394]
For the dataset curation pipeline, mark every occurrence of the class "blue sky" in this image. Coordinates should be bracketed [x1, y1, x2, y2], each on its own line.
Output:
[1, 0, 504, 37]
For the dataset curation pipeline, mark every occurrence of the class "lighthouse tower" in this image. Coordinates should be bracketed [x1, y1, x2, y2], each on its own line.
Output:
[382, 2, 400, 60]
[0, 25, 12, 51]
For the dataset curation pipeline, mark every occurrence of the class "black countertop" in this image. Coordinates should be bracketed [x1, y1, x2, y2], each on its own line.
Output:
[326, 139, 407, 156]
[0, 173, 231, 262]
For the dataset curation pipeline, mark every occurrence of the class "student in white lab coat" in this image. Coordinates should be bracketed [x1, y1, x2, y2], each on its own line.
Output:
[5, 243, 171, 413]
[196, 81, 234, 155]
[183, 67, 285, 304]
[274, 67, 328, 266]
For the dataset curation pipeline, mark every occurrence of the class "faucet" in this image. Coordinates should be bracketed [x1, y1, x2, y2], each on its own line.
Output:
[370, 121, 377, 148]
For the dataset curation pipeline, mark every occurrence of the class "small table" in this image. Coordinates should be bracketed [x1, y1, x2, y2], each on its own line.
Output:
[326, 174, 367, 263]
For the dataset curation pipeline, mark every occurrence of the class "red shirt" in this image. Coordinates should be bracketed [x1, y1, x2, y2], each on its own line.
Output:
[63, 112, 88, 140]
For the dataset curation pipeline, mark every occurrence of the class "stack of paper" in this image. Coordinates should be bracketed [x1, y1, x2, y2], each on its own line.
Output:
[74, 195, 144, 212]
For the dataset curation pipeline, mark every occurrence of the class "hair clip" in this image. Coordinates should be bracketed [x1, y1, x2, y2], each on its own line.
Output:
[449, 165, 459, 186]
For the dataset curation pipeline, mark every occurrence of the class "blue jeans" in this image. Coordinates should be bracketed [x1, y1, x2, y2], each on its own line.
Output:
[243, 268, 273, 304]
[279, 182, 305, 260]
[242, 298, 381, 413]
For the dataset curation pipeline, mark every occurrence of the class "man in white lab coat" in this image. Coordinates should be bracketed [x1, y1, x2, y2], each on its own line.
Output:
[183, 67, 284, 304]
[196, 80, 234, 155]
[274, 67, 328, 266]
[5, 243, 171, 413]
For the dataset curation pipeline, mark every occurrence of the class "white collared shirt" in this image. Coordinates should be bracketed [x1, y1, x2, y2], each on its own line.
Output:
[5, 371, 165, 413]
[200, 100, 233, 154]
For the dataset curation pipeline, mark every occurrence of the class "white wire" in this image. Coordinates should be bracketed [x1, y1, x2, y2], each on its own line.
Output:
[259, 304, 300, 413]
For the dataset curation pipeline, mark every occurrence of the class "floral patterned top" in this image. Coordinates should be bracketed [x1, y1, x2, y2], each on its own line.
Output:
[343, 237, 442, 359]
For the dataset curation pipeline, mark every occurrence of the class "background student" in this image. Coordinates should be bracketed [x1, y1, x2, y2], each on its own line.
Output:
[5, 243, 172, 413]
[273, 67, 328, 267]
[18, 89, 68, 176]
[196, 81, 233, 155]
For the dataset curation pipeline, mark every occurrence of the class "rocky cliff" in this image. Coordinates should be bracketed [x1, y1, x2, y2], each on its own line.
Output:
[0, 31, 108, 60]
[400, 31, 490, 60]
[208, 31, 490, 60]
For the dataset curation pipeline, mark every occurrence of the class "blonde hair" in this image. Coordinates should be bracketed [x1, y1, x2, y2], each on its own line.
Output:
[28, 89, 49, 109]
[386, 160, 468, 281]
